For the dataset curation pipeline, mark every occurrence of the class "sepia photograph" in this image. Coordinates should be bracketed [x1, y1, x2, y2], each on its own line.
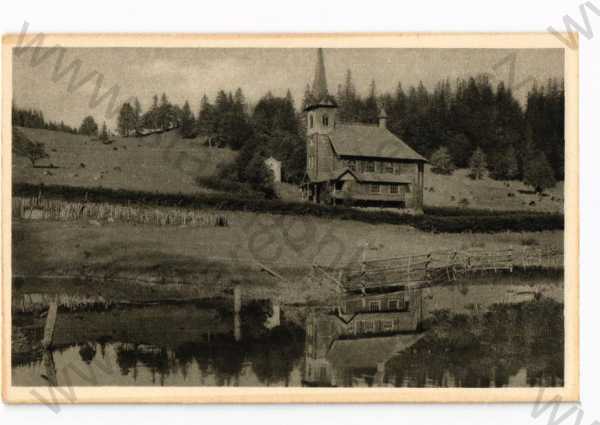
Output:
[1, 33, 578, 403]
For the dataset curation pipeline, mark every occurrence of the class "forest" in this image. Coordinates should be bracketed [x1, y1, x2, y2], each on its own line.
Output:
[12, 71, 564, 193]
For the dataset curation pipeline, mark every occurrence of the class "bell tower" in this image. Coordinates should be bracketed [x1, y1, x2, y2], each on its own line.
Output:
[305, 48, 337, 181]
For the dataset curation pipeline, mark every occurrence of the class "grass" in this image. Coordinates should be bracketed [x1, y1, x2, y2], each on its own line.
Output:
[13, 127, 237, 194]
[13, 205, 563, 303]
[14, 182, 564, 233]
[423, 166, 564, 213]
[15, 128, 564, 215]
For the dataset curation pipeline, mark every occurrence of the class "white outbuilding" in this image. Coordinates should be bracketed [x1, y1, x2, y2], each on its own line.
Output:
[265, 156, 282, 183]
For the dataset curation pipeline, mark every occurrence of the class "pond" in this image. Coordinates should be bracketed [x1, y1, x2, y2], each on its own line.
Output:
[12, 281, 564, 388]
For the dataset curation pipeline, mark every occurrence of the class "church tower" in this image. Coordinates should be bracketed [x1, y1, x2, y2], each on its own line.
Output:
[305, 48, 337, 181]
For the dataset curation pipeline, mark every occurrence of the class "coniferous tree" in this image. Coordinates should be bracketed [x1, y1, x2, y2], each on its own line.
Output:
[468, 147, 487, 180]
[180, 100, 196, 139]
[99, 121, 109, 142]
[117, 102, 136, 136]
[523, 151, 557, 193]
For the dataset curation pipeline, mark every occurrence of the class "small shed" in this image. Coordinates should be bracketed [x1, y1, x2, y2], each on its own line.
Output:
[265, 156, 282, 183]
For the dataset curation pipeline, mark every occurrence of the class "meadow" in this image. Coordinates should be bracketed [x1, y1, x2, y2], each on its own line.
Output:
[12, 128, 565, 304]
[14, 127, 564, 213]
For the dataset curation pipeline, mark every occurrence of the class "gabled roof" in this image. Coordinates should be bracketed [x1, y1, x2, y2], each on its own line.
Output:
[312, 167, 413, 185]
[355, 172, 413, 184]
[326, 334, 424, 369]
[330, 124, 427, 162]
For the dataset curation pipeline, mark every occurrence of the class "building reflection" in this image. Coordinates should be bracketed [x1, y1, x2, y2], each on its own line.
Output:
[303, 287, 424, 387]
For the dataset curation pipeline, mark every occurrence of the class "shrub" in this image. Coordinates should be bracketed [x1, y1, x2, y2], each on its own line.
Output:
[521, 237, 540, 246]
[430, 147, 456, 175]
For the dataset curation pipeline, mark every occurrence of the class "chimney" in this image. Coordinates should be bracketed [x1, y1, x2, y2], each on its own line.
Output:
[378, 107, 388, 129]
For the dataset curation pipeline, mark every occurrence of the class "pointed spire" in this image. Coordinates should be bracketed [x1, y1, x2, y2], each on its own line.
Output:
[312, 48, 329, 99]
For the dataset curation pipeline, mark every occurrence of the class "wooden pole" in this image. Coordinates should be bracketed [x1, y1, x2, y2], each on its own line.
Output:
[42, 298, 58, 349]
[234, 285, 241, 342]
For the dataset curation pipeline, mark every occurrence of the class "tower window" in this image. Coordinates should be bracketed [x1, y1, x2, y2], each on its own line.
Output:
[309, 114, 314, 128]
[322, 114, 329, 127]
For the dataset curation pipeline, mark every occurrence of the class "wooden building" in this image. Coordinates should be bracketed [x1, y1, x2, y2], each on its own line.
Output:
[302, 49, 427, 212]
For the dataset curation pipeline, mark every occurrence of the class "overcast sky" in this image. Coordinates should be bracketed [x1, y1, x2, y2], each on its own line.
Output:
[13, 48, 564, 130]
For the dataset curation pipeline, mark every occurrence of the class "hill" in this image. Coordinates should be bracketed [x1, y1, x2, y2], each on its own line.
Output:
[422, 166, 564, 213]
[13, 128, 563, 213]
[13, 127, 237, 194]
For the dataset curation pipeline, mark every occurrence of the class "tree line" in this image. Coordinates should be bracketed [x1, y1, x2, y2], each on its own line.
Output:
[12, 106, 78, 134]
[13, 70, 564, 194]
[332, 70, 564, 189]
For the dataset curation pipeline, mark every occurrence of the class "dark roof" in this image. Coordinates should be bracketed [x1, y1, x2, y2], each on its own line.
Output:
[326, 334, 423, 369]
[311, 167, 413, 184]
[330, 124, 427, 162]
[356, 172, 413, 184]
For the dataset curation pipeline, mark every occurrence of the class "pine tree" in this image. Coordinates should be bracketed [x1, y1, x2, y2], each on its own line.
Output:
[523, 151, 556, 193]
[180, 100, 196, 139]
[99, 121, 109, 142]
[197, 94, 216, 139]
[133, 97, 142, 134]
[468, 147, 487, 180]
[117, 102, 136, 136]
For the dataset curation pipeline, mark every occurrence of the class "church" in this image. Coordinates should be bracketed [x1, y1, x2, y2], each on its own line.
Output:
[301, 49, 427, 212]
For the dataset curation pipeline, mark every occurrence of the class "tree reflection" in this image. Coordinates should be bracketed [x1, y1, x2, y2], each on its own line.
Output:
[386, 299, 564, 387]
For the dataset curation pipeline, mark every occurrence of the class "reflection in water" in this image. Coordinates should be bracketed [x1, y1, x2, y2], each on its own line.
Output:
[304, 297, 563, 387]
[12, 283, 564, 387]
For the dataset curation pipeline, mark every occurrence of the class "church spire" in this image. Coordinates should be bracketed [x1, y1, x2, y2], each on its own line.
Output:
[304, 48, 337, 111]
[312, 48, 329, 99]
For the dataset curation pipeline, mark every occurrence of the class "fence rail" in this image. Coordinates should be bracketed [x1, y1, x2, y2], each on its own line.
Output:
[13, 196, 229, 227]
[333, 246, 563, 292]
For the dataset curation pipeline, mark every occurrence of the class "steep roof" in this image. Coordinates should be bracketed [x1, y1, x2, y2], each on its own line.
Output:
[312, 48, 329, 100]
[311, 167, 414, 184]
[330, 124, 427, 162]
[304, 49, 338, 111]
[326, 334, 424, 369]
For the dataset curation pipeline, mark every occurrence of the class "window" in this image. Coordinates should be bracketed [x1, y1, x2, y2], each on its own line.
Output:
[394, 163, 401, 175]
[369, 301, 380, 312]
[388, 299, 400, 310]
[369, 184, 380, 194]
[309, 114, 314, 128]
[322, 114, 329, 126]
[390, 184, 399, 194]
[385, 162, 394, 173]
[366, 161, 375, 172]
[382, 321, 394, 331]
[347, 160, 357, 171]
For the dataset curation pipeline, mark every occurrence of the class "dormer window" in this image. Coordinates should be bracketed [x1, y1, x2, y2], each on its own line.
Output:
[322, 114, 329, 127]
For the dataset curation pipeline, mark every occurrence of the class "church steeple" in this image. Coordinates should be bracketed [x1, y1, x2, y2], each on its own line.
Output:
[304, 48, 337, 111]
[312, 48, 329, 100]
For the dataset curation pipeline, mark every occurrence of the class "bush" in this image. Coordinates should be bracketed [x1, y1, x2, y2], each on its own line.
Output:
[430, 147, 456, 175]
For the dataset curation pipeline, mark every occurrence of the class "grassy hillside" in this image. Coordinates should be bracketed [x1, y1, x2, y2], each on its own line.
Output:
[14, 128, 564, 213]
[423, 166, 564, 213]
[13, 127, 237, 194]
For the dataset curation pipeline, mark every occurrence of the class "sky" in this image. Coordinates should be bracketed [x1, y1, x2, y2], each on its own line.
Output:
[12, 47, 564, 130]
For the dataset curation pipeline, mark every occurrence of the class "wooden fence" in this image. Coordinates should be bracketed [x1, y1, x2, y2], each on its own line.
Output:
[13, 196, 229, 227]
[330, 246, 563, 293]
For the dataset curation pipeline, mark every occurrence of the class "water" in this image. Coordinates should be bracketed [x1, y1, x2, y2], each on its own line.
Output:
[12, 282, 564, 388]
